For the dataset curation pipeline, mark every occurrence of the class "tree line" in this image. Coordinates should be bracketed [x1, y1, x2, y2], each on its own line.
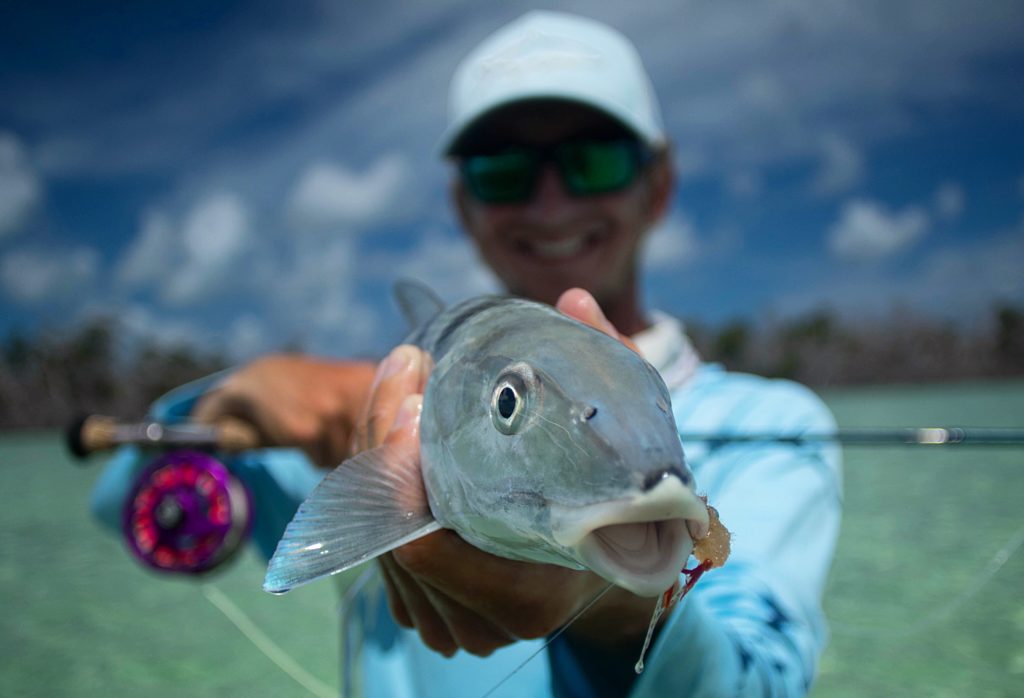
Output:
[1, 304, 1022, 429]
[0, 318, 227, 429]
[685, 303, 1024, 387]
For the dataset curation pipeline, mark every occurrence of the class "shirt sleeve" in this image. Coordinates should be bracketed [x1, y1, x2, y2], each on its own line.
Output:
[633, 367, 843, 696]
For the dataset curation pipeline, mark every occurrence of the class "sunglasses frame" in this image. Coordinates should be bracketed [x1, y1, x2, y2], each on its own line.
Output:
[459, 139, 653, 205]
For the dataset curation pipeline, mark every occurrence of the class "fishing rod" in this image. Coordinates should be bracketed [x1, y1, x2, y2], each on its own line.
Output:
[678, 427, 1024, 446]
[68, 415, 1022, 577]
[69, 417, 1024, 452]
[67, 414, 260, 576]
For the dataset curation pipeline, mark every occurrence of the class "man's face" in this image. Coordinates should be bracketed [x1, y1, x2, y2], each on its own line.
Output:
[452, 102, 672, 308]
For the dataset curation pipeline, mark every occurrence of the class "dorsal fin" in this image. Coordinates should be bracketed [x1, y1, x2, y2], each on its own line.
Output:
[394, 279, 445, 329]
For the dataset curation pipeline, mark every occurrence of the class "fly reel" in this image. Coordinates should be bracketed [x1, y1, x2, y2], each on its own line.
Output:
[123, 450, 252, 574]
[68, 415, 260, 576]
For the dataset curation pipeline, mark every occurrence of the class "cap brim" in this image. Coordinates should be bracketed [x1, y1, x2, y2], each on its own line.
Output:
[438, 91, 664, 157]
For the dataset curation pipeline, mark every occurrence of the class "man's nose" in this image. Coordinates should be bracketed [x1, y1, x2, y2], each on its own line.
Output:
[525, 164, 575, 219]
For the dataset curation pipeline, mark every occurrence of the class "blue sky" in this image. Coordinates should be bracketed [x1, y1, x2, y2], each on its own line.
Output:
[1, 0, 1022, 360]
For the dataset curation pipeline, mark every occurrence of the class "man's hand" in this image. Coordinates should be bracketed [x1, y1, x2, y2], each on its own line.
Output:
[361, 289, 655, 658]
[193, 354, 376, 468]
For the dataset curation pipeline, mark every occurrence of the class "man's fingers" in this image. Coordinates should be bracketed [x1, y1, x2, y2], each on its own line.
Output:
[555, 288, 639, 353]
[390, 530, 582, 639]
[191, 389, 226, 425]
[356, 345, 424, 451]
[419, 584, 516, 657]
[383, 542, 515, 657]
[380, 553, 457, 657]
[378, 560, 413, 628]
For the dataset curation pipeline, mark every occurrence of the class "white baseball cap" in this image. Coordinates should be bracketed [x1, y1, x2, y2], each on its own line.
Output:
[440, 11, 666, 156]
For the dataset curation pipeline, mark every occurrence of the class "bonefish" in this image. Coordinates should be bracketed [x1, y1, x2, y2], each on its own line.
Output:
[264, 282, 711, 598]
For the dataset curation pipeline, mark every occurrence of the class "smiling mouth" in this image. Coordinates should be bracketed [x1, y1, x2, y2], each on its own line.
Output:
[517, 227, 609, 262]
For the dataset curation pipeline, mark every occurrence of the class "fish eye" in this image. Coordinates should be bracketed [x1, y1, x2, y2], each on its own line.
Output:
[497, 386, 518, 419]
[490, 363, 536, 435]
[491, 380, 524, 433]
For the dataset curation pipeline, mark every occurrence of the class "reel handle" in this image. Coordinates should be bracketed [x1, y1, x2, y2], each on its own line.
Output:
[66, 414, 261, 459]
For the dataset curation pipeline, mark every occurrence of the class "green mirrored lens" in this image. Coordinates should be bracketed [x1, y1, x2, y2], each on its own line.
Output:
[557, 141, 639, 195]
[462, 151, 538, 203]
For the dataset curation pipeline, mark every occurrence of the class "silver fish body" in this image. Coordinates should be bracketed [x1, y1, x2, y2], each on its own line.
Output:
[265, 287, 709, 597]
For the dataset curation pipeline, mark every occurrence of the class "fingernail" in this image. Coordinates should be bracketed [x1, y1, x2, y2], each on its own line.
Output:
[584, 295, 617, 336]
[597, 312, 617, 337]
[391, 395, 423, 433]
[374, 345, 416, 387]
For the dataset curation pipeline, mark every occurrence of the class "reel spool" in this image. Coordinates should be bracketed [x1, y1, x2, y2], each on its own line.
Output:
[123, 450, 252, 574]
[68, 414, 260, 575]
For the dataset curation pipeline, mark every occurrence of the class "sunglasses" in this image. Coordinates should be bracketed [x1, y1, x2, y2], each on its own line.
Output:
[459, 140, 653, 204]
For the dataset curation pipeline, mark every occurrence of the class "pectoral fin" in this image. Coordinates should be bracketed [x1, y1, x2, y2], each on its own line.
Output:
[263, 446, 441, 594]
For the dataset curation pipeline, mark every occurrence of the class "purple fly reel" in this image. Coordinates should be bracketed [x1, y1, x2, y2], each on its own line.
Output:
[122, 450, 252, 574]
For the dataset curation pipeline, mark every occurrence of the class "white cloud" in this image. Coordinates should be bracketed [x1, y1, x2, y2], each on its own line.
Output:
[385, 228, 500, 304]
[828, 199, 929, 260]
[115, 303, 210, 349]
[287, 154, 407, 228]
[115, 211, 179, 287]
[644, 211, 699, 270]
[181, 192, 249, 263]
[775, 223, 1024, 324]
[0, 133, 42, 238]
[933, 181, 965, 220]
[811, 134, 864, 195]
[164, 192, 252, 304]
[114, 193, 254, 305]
[262, 235, 383, 355]
[0, 246, 99, 303]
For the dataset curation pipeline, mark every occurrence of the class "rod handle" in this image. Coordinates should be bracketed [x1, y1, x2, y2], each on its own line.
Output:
[66, 415, 117, 458]
[215, 417, 261, 452]
[65, 414, 261, 459]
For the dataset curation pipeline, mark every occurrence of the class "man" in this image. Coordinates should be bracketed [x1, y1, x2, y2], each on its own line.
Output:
[94, 11, 841, 696]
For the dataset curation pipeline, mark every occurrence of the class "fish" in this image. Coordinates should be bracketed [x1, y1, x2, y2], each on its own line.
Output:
[264, 282, 710, 598]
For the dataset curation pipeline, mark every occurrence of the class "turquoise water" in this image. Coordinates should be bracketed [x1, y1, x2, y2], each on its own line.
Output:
[816, 380, 1024, 697]
[1, 380, 1021, 696]
[0, 435, 340, 697]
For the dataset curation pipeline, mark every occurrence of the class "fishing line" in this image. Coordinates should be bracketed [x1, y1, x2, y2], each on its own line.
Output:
[202, 584, 335, 698]
[479, 582, 615, 698]
[828, 521, 1024, 641]
[679, 428, 1024, 446]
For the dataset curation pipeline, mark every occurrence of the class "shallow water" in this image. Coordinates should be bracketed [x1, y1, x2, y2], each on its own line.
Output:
[1, 379, 1021, 696]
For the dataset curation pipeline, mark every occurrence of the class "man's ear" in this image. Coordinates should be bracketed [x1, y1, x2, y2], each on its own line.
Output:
[645, 148, 676, 226]
[450, 175, 475, 236]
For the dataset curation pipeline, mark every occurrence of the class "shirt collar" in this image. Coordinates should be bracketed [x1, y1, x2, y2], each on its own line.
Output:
[632, 310, 702, 392]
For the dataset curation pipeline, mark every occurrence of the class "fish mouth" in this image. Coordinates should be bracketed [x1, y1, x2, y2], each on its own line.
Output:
[551, 477, 710, 597]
